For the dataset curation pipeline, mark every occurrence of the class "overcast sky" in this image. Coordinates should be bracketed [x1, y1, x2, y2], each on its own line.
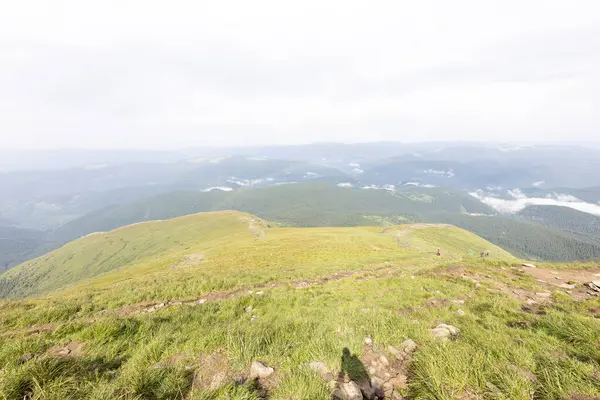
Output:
[0, 0, 599, 149]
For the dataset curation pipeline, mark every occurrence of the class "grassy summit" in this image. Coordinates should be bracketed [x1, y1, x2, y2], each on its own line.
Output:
[0, 211, 599, 399]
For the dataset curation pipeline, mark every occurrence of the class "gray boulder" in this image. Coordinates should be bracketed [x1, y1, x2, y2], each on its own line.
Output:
[249, 361, 274, 379]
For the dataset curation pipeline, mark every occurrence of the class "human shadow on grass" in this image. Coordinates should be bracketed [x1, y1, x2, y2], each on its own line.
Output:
[337, 347, 369, 383]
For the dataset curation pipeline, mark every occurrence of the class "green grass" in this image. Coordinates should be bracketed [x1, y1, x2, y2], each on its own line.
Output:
[0, 211, 599, 399]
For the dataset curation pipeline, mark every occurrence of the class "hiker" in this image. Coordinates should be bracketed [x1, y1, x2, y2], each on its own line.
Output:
[436, 249, 441, 256]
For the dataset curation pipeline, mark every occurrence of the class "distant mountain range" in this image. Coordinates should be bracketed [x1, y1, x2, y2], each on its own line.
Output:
[2, 142, 600, 271]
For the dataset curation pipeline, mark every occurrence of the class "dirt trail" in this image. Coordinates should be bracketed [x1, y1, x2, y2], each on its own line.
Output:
[521, 267, 600, 286]
[389, 223, 452, 241]
[115, 264, 406, 316]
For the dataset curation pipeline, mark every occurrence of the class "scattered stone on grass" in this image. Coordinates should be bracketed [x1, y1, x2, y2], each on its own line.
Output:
[250, 361, 274, 379]
[333, 381, 363, 400]
[306, 361, 334, 381]
[365, 337, 373, 345]
[522, 263, 536, 268]
[245, 305, 254, 313]
[457, 309, 466, 316]
[430, 324, 460, 341]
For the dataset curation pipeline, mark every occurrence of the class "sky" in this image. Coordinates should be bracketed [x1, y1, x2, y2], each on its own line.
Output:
[0, 0, 599, 149]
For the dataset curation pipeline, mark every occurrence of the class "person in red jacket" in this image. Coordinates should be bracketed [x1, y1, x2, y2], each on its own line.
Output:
[436, 249, 441, 256]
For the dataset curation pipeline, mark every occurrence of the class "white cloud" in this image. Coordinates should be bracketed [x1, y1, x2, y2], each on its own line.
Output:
[202, 186, 234, 192]
[470, 190, 600, 215]
[0, 0, 599, 149]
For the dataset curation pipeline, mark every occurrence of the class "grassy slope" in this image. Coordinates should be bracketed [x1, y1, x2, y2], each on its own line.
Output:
[1, 212, 599, 399]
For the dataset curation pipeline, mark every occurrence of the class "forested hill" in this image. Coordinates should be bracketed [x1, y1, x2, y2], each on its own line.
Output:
[518, 205, 600, 239]
[50, 183, 493, 243]
[427, 213, 600, 262]
[0, 225, 50, 273]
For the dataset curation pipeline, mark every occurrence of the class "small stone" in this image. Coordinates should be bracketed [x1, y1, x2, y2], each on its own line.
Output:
[307, 362, 332, 381]
[249, 361, 274, 379]
[388, 375, 408, 390]
[430, 324, 460, 341]
[522, 263, 536, 268]
[555, 276, 562, 280]
[451, 299, 465, 305]
[339, 381, 363, 400]
[197, 298, 207, 305]
[245, 306, 254, 313]
[255, 291, 264, 295]
[356, 379, 376, 399]
[400, 339, 417, 354]
[251, 315, 258, 322]
[371, 377, 385, 390]
[559, 284, 576, 289]
[536, 292, 552, 298]
[378, 355, 390, 367]
[368, 367, 377, 375]
[536, 279, 547, 284]
[391, 390, 404, 400]
[525, 298, 537, 305]
[19, 354, 35, 363]
[388, 345, 401, 359]
[437, 324, 460, 336]
[457, 309, 466, 316]
[566, 290, 573, 294]
[157, 303, 165, 308]
[365, 337, 373, 345]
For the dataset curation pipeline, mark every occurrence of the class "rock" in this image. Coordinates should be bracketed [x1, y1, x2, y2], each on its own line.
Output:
[338, 381, 363, 400]
[197, 298, 207, 305]
[356, 379, 376, 400]
[388, 375, 408, 390]
[251, 315, 258, 322]
[391, 390, 404, 399]
[522, 263, 536, 268]
[400, 339, 417, 354]
[437, 324, 460, 336]
[157, 303, 165, 308]
[430, 327, 451, 340]
[371, 376, 385, 390]
[586, 281, 600, 292]
[245, 306, 254, 313]
[554, 276, 562, 280]
[451, 299, 465, 305]
[566, 290, 573, 294]
[559, 283, 576, 289]
[536, 292, 552, 298]
[536, 279, 547, 284]
[307, 361, 333, 381]
[19, 353, 35, 363]
[388, 345, 401, 359]
[249, 361, 274, 379]
[378, 355, 390, 367]
[368, 367, 377, 375]
[255, 291, 264, 295]
[430, 324, 460, 341]
[327, 380, 338, 391]
[364, 337, 373, 345]
[525, 298, 537, 305]
[457, 309, 466, 316]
